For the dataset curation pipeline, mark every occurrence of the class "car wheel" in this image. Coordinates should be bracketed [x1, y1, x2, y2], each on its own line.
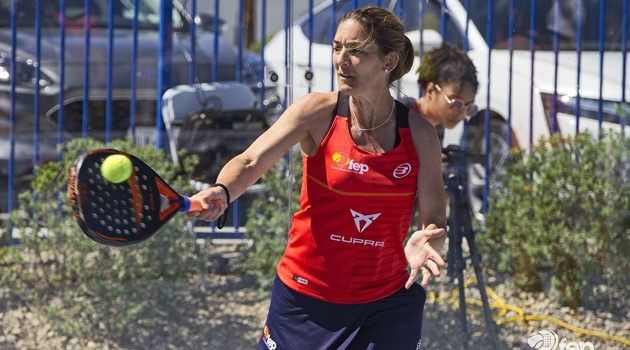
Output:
[464, 117, 509, 221]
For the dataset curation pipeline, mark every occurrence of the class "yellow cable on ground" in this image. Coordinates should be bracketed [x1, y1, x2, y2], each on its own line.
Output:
[427, 278, 630, 347]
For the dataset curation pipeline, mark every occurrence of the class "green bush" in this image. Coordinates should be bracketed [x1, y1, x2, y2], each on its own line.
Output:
[244, 149, 302, 295]
[481, 131, 630, 308]
[0, 137, 212, 338]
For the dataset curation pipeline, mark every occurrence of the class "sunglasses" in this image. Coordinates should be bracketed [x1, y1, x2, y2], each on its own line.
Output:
[434, 84, 478, 117]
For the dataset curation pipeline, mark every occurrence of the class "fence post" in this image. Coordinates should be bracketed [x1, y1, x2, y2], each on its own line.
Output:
[105, 0, 114, 142]
[6, 0, 18, 244]
[156, 0, 173, 150]
[130, 0, 139, 137]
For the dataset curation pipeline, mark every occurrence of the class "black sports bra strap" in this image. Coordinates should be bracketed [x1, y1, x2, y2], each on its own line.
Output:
[327, 92, 349, 136]
[393, 100, 409, 148]
[395, 100, 410, 129]
[334, 92, 350, 118]
[327, 92, 349, 137]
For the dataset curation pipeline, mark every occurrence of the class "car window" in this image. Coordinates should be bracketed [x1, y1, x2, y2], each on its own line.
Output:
[462, 0, 630, 51]
[301, 0, 463, 48]
[0, 0, 184, 30]
[400, 0, 464, 48]
[301, 0, 354, 45]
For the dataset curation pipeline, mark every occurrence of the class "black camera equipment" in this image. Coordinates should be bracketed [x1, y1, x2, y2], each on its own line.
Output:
[442, 144, 498, 349]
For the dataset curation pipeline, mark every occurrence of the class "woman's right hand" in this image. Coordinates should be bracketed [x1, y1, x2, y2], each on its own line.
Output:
[185, 186, 228, 222]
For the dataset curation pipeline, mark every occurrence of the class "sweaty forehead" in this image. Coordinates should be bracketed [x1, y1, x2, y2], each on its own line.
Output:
[335, 20, 367, 41]
[334, 20, 376, 50]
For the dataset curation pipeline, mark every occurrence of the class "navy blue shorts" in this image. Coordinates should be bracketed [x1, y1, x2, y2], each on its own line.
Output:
[258, 275, 426, 350]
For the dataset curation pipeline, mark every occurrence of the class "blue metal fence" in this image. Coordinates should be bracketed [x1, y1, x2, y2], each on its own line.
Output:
[2, 0, 629, 242]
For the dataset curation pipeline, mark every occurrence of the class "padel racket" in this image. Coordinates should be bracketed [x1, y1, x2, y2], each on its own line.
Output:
[68, 149, 216, 247]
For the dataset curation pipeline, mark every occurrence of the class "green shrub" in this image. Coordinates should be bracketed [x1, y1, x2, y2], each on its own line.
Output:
[244, 149, 302, 295]
[2, 137, 212, 339]
[481, 131, 630, 308]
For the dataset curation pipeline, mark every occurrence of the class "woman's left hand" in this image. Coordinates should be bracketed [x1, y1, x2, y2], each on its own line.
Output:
[404, 224, 446, 288]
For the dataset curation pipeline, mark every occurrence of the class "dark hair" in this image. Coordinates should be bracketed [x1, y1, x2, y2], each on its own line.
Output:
[340, 6, 414, 84]
[416, 43, 479, 93]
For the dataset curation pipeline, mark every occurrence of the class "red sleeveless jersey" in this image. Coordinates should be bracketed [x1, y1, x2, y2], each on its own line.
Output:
[276, 95, 419, 304]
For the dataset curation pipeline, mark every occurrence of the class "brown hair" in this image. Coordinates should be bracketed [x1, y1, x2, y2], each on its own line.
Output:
[416, 43, 479, 93]
[340, 6, 414, 85]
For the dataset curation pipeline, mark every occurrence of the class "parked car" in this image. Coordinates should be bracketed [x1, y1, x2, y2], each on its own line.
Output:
[265, 0, 630, 218]
[0, 0, 282, 213]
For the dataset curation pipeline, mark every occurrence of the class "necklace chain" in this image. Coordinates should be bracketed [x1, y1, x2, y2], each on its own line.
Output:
[350, 98, 395, 136]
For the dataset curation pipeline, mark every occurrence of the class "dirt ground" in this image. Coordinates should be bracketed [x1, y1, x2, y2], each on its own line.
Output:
[1, 250, 629, 350]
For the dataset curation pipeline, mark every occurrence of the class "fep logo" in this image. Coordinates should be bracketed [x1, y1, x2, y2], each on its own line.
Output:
[331, 152, 369, 175]
[263, 325, 277, 350]
[347, 159, 369, 174]
[528, 330, 595, 350]
[332, 152, 350, 166]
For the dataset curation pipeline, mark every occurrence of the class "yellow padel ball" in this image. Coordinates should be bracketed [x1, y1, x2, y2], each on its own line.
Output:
[101, 154, 133, 183]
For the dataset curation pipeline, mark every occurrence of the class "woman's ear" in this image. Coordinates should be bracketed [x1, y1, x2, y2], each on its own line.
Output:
[384, 52, 399, 72]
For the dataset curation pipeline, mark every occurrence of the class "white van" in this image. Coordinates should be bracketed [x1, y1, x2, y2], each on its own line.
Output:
[265, 0, 630, 217]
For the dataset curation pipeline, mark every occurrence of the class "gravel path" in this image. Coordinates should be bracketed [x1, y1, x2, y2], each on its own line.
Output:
[1, 261, 629, 349]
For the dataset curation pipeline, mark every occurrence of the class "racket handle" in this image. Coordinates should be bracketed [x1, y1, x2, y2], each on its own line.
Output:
[182, 196, 204, 212]
[182, 196, 223, 212]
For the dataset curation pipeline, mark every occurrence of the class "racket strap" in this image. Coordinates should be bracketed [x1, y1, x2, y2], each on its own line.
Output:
[212, 183, 230, 229]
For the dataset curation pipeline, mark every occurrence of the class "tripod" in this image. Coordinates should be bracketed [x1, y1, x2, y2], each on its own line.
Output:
[442, 145, 498, 350]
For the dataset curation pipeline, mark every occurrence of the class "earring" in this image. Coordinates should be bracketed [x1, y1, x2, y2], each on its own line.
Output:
[384, 68, 389, 73]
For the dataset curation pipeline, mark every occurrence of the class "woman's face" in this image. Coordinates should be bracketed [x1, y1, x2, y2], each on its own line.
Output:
[332, 19, 389, 95]
[426, 81, 477, 129]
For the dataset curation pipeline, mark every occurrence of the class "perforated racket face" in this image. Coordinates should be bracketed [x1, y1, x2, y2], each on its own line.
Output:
[69, 149, 184, 247]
